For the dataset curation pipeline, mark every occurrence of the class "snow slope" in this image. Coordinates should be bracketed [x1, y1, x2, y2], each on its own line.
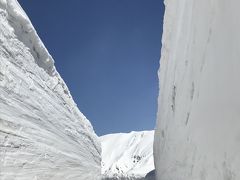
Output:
[155, 0, 240, 179]
[101, 131, 154, 179]
[0, 0, 101, 179]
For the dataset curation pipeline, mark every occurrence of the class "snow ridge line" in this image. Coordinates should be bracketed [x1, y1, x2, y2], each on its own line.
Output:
[0, 0, 55, 76]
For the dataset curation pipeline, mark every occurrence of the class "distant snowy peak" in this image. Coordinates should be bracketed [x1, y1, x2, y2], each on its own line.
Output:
[101, 130, 154, 179]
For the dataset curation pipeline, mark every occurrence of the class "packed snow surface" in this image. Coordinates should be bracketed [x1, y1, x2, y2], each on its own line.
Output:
[0, 0, 101, 179]
[101, 131, 154, 179]
[155, 0, 240, 179]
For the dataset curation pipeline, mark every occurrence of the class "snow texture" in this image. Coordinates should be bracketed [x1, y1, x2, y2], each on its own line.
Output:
[0, 0, 101, 179]
[154, 0, 240, 179]
[101, 131, 154, 180]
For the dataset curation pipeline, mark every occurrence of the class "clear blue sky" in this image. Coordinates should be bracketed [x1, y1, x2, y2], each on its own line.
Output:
[19, 0, 164, 136]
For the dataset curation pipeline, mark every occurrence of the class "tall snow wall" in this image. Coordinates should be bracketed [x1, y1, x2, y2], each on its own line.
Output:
[154, 0, 240, 179]
[0, 0, 101, 179]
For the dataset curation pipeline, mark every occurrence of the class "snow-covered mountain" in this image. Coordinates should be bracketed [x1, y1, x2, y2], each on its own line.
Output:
[155, 0, 240, 179]
[101, 131, 154, 179]
[0, 0, 101, 179]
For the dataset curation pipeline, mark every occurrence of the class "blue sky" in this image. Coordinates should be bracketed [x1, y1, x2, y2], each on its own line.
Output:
[19, 0, 164, 136]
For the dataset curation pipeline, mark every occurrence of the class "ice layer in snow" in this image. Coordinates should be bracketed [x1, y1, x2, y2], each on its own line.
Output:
[0, 0, 101, 179]
[154, 0, 240, 179]
[101, 131, 154, 179]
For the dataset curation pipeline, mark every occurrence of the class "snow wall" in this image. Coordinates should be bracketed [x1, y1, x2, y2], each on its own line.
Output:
[0, 0, 101, 179]
[154, 0, 240, 179]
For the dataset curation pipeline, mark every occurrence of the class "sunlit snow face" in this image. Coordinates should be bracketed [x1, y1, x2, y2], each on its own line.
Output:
[101, 131, 154, 178]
